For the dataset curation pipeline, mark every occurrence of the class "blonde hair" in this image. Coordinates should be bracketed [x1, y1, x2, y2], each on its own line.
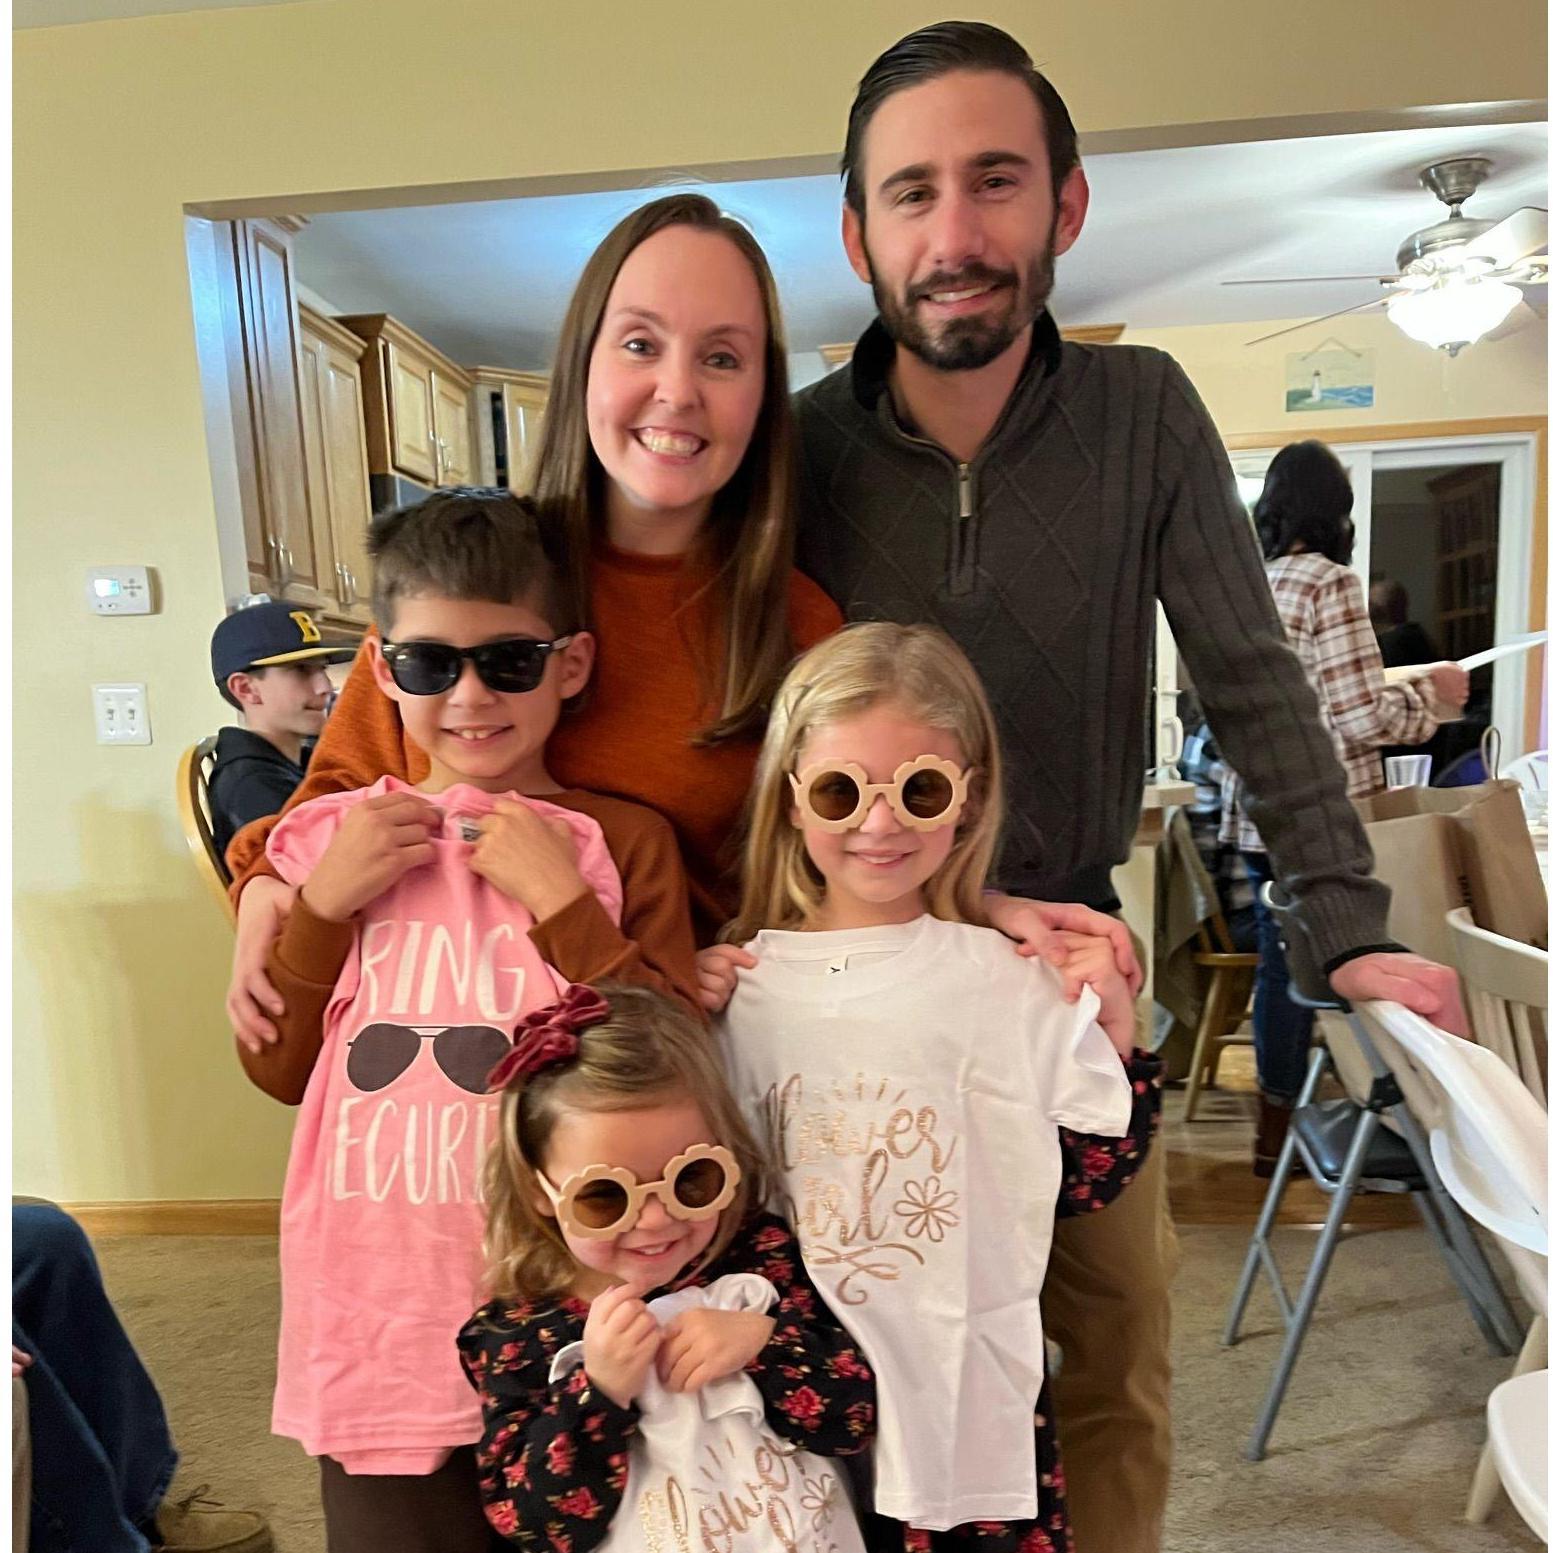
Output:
[725, 623, 1005, 941]
[532, 193, 799, 744]
[482, 983, 767, 1305]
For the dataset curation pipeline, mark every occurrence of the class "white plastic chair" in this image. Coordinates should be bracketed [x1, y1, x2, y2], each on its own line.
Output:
[1355, 1001, 1548, 1535]
[1487, 1369, 1548, 1543]
[1447, 906, 1548, 1106]
[1502, 750, 1550, 793]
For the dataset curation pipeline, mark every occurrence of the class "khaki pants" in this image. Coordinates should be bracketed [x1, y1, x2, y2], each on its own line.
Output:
[1042, 1108, 1178, 1553]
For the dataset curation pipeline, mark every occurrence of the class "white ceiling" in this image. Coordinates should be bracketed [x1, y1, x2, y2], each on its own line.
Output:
[291, 120, 1548, 370]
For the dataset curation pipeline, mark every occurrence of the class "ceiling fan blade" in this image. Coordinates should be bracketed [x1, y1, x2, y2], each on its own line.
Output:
[1463, 207, 1548, 269]
[1243, 295, 1389, 348]
[1222, 276, 1395, 286]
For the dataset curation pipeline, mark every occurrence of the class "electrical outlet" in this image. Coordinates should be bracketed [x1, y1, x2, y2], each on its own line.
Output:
[93, 683, 152, 745]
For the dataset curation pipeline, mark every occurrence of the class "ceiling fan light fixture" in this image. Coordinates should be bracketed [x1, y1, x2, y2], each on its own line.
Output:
[1386, 274, 1521, 355]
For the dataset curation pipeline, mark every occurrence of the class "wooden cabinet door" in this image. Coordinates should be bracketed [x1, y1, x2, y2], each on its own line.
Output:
[296, 329, 341, 609]
[502, 381, 548, 495]
[432, 372, 472, 486]
[321, 344, 375, 624]
[236, 220, 332, 609]
[386, 341, 437, 483]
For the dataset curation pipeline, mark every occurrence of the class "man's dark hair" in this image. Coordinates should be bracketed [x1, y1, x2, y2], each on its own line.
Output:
[1254, 441, 1356, 568]
[368, 487, 580, 637]
[841, 21, 1080, 218]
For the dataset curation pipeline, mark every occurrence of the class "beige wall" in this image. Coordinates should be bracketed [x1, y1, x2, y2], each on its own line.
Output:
[1124, 311, 1548, 435]
[14, 0, 1548, 1203]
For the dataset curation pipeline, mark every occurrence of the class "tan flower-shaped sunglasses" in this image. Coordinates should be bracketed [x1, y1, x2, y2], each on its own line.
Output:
[537, 1144, 741, 1239]
[789, 754, 973, 833]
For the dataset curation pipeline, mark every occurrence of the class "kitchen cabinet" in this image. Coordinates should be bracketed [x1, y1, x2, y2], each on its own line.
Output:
[219, 217, 333, 608]
[298, 305, 375, 626]
[472, 368, 550, 494]
[336, 314, 475, 490]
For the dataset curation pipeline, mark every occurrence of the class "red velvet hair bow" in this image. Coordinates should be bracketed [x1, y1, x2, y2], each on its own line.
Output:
[485, 984, 612, 1093]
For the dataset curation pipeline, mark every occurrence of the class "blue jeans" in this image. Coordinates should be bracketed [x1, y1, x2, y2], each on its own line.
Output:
[1242, 852, 1315, 1103]
[13, 1206, 178, 1553]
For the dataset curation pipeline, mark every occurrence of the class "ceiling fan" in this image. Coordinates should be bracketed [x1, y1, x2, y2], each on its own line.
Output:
[1226, 157, 1548, 354]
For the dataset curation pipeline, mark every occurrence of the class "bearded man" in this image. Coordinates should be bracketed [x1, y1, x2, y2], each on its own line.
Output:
[792, 22, 1463, 1552]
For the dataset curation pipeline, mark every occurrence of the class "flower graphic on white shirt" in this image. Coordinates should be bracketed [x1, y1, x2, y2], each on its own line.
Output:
[801, 1470, 841, 1529]
[893, 1176, 960, 1242]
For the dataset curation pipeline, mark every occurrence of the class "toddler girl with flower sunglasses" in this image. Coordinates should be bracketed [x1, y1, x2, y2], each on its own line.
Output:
[459, 981, 876, 1551]
[710, 623, 1164, 1553]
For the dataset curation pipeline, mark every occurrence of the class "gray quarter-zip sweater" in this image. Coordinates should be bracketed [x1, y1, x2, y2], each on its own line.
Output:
[793, 312, 1396, 973]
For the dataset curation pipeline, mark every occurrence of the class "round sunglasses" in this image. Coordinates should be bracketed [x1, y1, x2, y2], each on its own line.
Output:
[789, 754, 972, 832]
[379, 635, 574, 697]
[537, 1144, 741, 1240]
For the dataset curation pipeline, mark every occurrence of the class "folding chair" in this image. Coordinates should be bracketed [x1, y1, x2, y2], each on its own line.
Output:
[1222, 887, 1522, 1461]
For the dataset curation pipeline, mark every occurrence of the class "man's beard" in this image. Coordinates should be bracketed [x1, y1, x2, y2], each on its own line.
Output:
[868, 226, 1057, 372]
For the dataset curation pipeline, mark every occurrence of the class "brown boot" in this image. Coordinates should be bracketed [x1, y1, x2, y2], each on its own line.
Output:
[1253, 1094, 1302, 1178]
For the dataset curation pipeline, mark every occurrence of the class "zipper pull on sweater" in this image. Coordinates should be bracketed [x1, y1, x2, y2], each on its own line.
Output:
[958, 462, 974, 519]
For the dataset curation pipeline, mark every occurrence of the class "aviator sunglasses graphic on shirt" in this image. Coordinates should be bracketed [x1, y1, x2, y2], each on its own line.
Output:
[378, 635, 575, 696]
[346, 1022, 511, 1095]
[790, 754, 973, 832]
[537, 1144, 742, 1240]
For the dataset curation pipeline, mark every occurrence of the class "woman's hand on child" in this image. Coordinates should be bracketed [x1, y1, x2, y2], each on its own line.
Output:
[228, 875, 298, 1052]
[468, 802, 588, 921]
[583, 1283, 662, 1410]
[302, 792, 439, 925]
[985, 893, 1144, 995]
[695, 945, 758, 1013]
[1054, 930, 1136, 1059]
[656, 1308, 775, 1393]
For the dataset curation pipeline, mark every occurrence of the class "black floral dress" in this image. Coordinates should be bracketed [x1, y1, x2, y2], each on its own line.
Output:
[872, 1050, 1164, 1553]
[457, 1212, 876, 1551]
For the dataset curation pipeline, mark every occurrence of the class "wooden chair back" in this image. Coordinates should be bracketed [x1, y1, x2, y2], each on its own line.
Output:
[176, 737, 235, 925]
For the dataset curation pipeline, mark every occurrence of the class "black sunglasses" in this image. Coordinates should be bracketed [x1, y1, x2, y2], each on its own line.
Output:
[379, 635, 574, 696]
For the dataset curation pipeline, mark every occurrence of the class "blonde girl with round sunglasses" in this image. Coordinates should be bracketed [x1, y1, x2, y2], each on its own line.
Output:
[713, 624, 1163, 1553]
[458, 981, 876, 1551]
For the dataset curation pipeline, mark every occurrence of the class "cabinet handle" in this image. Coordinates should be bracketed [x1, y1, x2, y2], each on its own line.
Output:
[278, 543, 294, 592]
[344, 566, 359, 607]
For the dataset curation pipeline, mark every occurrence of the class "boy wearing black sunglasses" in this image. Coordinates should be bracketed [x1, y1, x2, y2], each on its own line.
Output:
[235, 489, 702, 1552]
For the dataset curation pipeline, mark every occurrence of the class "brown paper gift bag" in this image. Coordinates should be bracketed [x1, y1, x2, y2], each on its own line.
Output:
[1352, 779, 1547, 957]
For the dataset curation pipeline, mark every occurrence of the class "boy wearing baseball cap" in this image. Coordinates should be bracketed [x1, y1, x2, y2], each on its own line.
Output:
[208, 602, 356, 862]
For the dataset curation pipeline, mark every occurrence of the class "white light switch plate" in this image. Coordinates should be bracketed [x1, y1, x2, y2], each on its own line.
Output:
[93, 683, 152, 745]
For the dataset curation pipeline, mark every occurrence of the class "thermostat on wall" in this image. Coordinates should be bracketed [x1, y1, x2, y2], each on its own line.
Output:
[86, 567, 156, 615]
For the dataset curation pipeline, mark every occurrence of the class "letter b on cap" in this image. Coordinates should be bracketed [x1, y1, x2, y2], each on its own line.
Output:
[290, 610, 322, 644]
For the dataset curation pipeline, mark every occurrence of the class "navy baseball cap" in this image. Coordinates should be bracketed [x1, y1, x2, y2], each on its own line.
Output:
[211, 601, 357, 689]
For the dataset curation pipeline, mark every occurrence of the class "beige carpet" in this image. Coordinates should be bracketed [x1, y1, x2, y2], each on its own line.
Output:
[95, 1221, 1538, 1553]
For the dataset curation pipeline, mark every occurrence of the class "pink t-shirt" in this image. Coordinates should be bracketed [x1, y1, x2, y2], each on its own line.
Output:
[266, 777, 624, 1469]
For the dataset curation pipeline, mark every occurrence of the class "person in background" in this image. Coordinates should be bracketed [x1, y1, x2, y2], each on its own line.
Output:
[1176, 691, 1257, 954]
[1221, 441, 1469, 1174]
[1368, 578, 1442, 669]
[208, 601, 356, 862]
[13, 1203, 272, 1553]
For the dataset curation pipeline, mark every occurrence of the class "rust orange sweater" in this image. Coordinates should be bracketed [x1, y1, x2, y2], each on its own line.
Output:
[228, 544, 841, 942]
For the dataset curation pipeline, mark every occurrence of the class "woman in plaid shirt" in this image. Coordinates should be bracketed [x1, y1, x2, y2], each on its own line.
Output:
[1219, 441, 1468, 1172]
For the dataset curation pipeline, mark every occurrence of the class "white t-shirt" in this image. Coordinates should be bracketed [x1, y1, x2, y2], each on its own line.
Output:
[718, 915, 1131, 1530]
[549, 1275, 866, 1553]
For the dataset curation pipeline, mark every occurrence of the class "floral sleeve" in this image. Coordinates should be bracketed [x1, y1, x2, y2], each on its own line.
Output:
[457, 1301, 638, 1551]
[716, 1213, 877, 1456]
[1056, 1050, 1164, 1217]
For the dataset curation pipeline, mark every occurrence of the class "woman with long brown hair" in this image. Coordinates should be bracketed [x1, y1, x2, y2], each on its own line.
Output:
[224, 193, 839, 1041]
